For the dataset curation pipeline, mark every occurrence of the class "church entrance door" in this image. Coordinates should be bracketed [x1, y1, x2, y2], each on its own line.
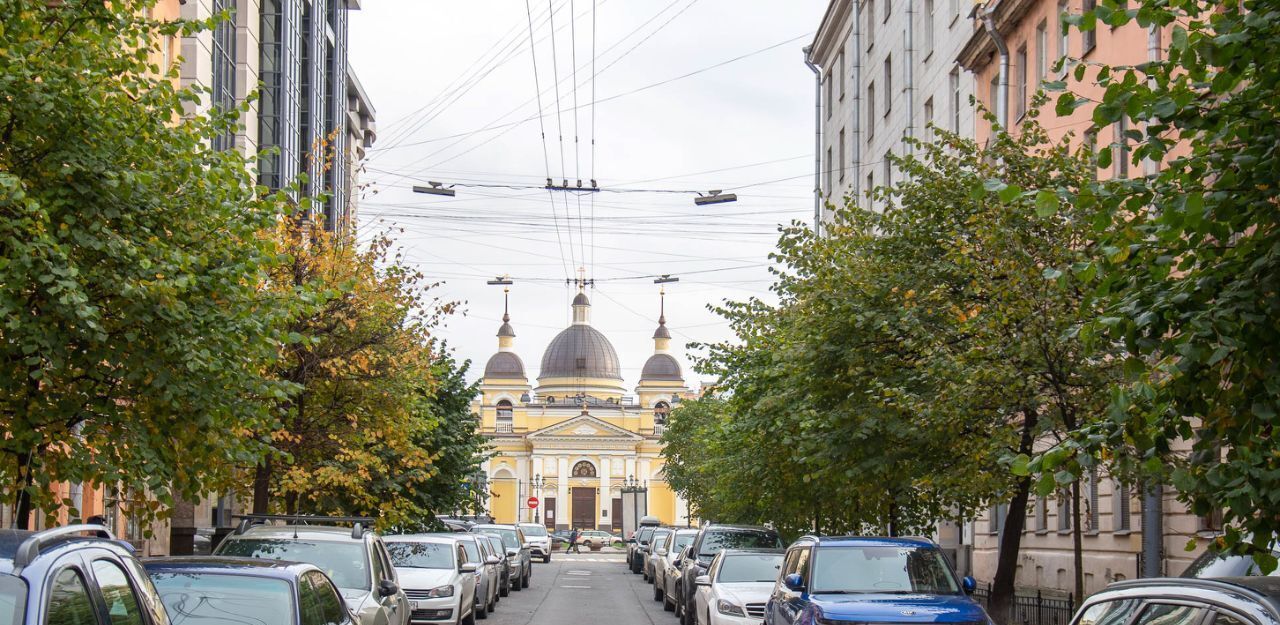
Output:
[571, 487, 595, 529]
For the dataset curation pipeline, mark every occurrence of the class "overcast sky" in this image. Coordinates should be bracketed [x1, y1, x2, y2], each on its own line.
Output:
[349, 0, 826, 391]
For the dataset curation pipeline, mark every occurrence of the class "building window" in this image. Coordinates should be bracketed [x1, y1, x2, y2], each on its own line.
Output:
[839, 128, 847, 182]
[1087, 467, 1100, 532]
[826, 147, 833, 195]
[838, 47, 846, 100]
[924, 0, 935, 58]
[1059, 1, 1071, 65]
[1057, 493, 1072, 532]
[883, 56, 892, 115]
[1016, 44, 1028, 120]
[259, 0, 301, 191]
[950, 68, 961, 133]
[866, 171, 874, 197]
[1082, 0, 1097, 55]
[1036, 496, 1049, 531]
[572, 461, 597, 478]
[989, 503, 1008, 535]
[882, 154, 891, 187]
[654, 401, 670, 425]
[1114, 481, 1131, 531]
[989, 73, 999, 123]
[210, 0, 236, 152]
[868, 82, 876, 139]
[883, 0, 891, 22]
[867, 0, 875, 50]
[1114, 116, 1130, 178]
[496, 400, 514, 431]
[923, 97, 934, 142]
[1036, 20, 1049, 84]
[825, 75, 833, 119]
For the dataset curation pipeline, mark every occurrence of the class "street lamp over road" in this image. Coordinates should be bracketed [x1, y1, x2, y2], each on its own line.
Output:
[532, 474, 544, 524]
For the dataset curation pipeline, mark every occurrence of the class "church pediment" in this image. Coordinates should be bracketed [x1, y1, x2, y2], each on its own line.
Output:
[527, 414, 643, 441]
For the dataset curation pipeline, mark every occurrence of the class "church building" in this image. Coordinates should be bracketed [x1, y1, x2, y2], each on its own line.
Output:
[473, 287, 692, 532]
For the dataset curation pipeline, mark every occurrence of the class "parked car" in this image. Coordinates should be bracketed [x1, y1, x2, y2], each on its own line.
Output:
[146, 556, 360, 625]
[215, 517, 410, 625]
[383, 534, 480, 625]
[645, 528, 674, 582]
[459, 533, 500, 618]
[476, 533, 513, 597]
[578, 530, 617, 549]
[656, 529, 700, 609]
[0, 524, 169, 625]
[631, 526, 659, 573]
[517, 523, 552, 563]
[1182, 542, 1280, 578]
[1070, 578, 1280, 625]
[471, 525, 531, 591]
[693, 549, 785, 625]
[764, 536, 985, 625]
[677, 524, 784, 625]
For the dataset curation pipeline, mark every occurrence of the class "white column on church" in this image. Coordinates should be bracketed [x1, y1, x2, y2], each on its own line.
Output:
[675, 493, 690, 527]
[624, 457, 636, 482]
[515, 456, 529, 522]
[556, 456, 570, 529]
[599, 454, 611, 530]
[480, 459, 493, 514]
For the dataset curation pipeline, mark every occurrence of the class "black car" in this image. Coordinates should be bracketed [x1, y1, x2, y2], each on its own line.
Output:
[0, 524, 168, 624]
[1070, 578, 1280, 625]
[145, 556, 358, 625]
[676, 524, 783, 625]
[630, 526, 658, 574]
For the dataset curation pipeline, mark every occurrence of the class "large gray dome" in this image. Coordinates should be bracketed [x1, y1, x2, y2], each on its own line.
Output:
[640, 353, 682, 381]
[538, 325, 623, 380]
[484, 351, 527, 379]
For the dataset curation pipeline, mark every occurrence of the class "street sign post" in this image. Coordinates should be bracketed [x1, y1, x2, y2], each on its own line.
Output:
[527, 496, 539, 509]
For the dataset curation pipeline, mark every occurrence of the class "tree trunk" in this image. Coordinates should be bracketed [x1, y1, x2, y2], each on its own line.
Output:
[252, 459, 272, 515]
[13, 450, 33, 530]
[1072, 480, 1084, 603]
[888, 500, 900, 537]
[989, 406, 1039, 625]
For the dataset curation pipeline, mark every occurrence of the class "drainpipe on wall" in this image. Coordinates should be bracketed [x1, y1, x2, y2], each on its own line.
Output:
[804, 46, 823, 237]
[980, 3, 1010, 130]
[1140, 22, 1164, 579]
[851, 0, 862, 200]
[905, 0, 915, 151]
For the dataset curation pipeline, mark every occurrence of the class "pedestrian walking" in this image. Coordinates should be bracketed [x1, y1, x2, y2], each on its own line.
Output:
[569, 527, 581, 553]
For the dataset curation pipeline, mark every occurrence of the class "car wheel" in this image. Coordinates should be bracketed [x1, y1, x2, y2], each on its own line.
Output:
[543, 555, 551, 564]
[490, 595, 497, 612]
[663, 592, 675, 612]
[476, 597, 488, 620]
[511, 573, 523, 592]
[653, 583, 663, 602]
[463, 606, 477, 625]
[678, 600, 688, 625]
[500, 576, 510, 597]
[521, 571, 530, 589]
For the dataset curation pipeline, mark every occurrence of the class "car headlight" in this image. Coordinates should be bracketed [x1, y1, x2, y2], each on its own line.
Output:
[428, 585, 454, 598]
[717, 600, 746, 617]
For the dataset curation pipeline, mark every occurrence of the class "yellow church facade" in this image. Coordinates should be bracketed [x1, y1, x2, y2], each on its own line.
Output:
[472, 288, 692, 533]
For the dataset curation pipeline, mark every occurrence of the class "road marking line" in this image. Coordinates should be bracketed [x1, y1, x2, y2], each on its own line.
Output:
[561, 584, 592, 589]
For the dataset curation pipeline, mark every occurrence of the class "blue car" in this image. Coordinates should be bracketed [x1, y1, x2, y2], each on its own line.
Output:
[144, 556, 359, 625]
[765, 536, 989, 625]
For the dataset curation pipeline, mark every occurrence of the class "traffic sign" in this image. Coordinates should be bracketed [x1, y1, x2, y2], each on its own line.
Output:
[527, 497, 539, 508]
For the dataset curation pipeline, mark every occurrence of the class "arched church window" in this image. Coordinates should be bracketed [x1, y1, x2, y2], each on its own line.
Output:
[654, 401, 670, 425]
[572, 461, 597, 478]
[496, 400, 513, 432]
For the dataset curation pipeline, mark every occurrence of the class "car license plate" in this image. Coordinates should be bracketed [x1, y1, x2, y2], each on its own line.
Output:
[411, 601, 421, 610]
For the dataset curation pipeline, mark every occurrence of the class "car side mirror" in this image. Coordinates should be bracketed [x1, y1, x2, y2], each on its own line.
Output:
[460, 562, 479, 573]
[506, 548, 519, 557]
[962, 576, 977, 595]
[378, 579, 400, 597]
[695, 575, 711, 587]
[783, 573, 805, 592]
[486, 556, 501, 565]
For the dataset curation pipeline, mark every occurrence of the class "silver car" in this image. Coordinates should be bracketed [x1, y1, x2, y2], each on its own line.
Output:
[451, 534, 500, 619]
[645, 528, 674, 582]
[471, 524, 531, 590]
[216, 522, 410, 625]
[517, 523, 552, 563]
[384, 535, 479, 625]
[656, 528, 699, 609]
[477, 533, 513, 596]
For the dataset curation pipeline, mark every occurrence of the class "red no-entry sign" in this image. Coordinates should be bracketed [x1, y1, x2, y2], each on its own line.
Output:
[527, 497, 539, 508]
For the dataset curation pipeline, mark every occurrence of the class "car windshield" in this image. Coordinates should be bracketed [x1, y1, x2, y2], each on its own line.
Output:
[521, 525, 548, 537]
[1183, 549, 1280, 578]
[150, 572, 293, 625]
[458, 540, 481, 562]
[0, 576, 26, 625]
[387, 542, 455, 569]
[673, 534, 695, 552]
[638, 528, 655, 542]
[810, 546, 959, 594]
[700, 530, 783, 557]
[478, 529, 520, 550]
[718, 554, 784, 583]
[652, 530, 672, 547]
[217, 538, 370, 590]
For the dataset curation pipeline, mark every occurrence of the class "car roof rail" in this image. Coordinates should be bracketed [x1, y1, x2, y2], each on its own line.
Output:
[231, 514, 376, 539]
[14, 524, 115, 571]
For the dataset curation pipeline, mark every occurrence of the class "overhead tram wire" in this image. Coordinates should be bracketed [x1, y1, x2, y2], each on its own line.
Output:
[589, 0, 598, 281]
[524, 0, 572, 283]
[544, 0, 578, 276]
[568, 0, 586, 274]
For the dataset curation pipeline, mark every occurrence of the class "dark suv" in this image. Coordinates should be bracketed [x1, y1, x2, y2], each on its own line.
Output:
[677, 524, 783, 625]
[0, 524, 169, 624]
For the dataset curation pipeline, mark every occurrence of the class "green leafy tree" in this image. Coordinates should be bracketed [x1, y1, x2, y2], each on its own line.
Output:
[0, 0, 291, 529]
[1041, 0, 1280, 570]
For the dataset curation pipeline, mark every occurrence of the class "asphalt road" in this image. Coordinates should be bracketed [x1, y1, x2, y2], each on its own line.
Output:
[485, 553, 674, 625]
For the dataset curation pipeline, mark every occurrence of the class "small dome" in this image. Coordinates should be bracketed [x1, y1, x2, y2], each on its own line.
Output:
[539, 325, 622, 380]
[573, 292, 591, 306]
[497, 322, 516, 338]
[484, 352, 526, 379]
[653, 319, 671, 340]
[640, 353, 682, 381]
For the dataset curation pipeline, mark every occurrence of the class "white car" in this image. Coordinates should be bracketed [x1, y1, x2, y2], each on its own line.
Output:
[655, 528, 700, 609]
[384, 535, 479, 625]
[517, 523, 553, 563]
[693, 549, 785, 625]
[452, 533, 501, 619]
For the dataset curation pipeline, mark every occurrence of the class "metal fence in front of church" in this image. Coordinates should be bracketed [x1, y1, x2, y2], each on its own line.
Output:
[972, 584, 1076, 625]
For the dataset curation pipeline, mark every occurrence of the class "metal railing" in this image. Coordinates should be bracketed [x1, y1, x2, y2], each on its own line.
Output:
[972, 584, 1075, 625]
